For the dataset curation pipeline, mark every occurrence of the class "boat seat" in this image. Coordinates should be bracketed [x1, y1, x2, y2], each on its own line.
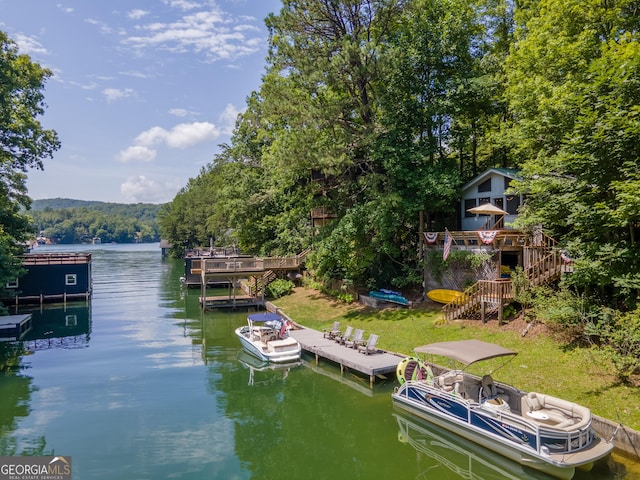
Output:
[523, 392, 591, 430]
[438, 372, 465, 397]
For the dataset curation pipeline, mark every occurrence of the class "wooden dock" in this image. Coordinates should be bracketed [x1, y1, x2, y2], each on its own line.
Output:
[0, 314, 32, 341]
[289, 326, 404, 387]
[199, 294, 264, 309]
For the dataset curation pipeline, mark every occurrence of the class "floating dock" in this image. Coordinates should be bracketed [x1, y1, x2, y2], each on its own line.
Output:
[0, 314, 32, 341]
[199, 294, 264, 309]
[288, 326, 404, 387]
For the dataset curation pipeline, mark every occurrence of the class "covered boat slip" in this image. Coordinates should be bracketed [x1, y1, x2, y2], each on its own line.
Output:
[289, 326, 404, 387]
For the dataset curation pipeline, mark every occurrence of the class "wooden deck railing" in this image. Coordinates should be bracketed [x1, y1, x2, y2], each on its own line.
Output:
[191, 254, 306, 275]
[443, 279, 513, 322]
[22, 253, 92, 265]
[438, 230, 570, 322]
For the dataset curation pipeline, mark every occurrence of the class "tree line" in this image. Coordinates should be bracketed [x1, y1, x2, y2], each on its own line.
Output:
[158, 0, 640, 380]
[30, 199, 163, 244]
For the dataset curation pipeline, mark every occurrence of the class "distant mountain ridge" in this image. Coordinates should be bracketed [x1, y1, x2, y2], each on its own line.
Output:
[28, 198, 164, 243]
[31, 198, 164, 211]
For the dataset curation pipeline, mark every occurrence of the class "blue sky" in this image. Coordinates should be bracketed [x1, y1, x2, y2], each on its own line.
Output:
[1, 0, 282, 204]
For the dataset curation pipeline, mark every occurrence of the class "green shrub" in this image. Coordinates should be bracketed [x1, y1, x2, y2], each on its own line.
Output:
[266, 279, 295, 299]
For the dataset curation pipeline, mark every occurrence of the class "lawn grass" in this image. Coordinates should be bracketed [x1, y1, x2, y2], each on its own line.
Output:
[274, 286, 640, 430]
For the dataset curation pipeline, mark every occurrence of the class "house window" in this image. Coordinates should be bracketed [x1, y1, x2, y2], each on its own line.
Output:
[504, 177, 513, 190]
[6, 279, 18, 289]
[65, 315, 77, 327]
[464, 199, 476, 217]
[506, 195, 520, 215]
[65, 274, 77, 286]
[478, 178, 492, 193]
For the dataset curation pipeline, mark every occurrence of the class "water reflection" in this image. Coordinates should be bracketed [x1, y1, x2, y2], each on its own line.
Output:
[20, 304, 91, 350]
[236, 350, 300, 386]
[394, 410, 554, 479]
[394, 410, 627, 480]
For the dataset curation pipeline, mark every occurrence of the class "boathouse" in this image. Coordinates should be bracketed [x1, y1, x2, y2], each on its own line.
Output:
[3, 253, 92, 306]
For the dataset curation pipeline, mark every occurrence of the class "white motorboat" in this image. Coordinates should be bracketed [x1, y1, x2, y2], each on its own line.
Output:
[392, 340, 614, 480]
[235, 312, 301, 363]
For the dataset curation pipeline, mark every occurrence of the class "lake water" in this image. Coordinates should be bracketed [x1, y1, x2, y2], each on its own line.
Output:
[0, 243, 637, 479]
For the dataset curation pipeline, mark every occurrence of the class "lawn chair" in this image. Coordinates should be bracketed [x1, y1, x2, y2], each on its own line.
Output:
[323, 321, 341, 339]
[358, 334, 379, 355]
[336, 325, 353, 344]
[345, 328, 365, 349]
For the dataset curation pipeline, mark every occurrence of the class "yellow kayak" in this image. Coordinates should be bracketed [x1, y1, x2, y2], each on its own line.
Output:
[426, 289, 463, 304]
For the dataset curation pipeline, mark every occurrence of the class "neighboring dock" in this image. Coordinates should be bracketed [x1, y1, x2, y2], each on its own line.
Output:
[288, 326, 404, 387]
[0, 314, 32, 341]
[199, 294, 263, 309]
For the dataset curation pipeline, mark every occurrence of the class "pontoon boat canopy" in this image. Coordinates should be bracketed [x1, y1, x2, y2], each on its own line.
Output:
[414, 340, 517, 365]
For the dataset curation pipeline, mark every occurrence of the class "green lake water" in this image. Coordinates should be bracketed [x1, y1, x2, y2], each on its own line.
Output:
[0, 243, 637, 479]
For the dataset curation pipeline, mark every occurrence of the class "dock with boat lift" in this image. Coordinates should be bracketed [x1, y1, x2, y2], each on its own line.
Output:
[288, 325, 404, 387]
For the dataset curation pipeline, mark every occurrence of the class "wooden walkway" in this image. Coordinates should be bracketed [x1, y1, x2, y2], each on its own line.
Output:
[289, 327, 405, 387]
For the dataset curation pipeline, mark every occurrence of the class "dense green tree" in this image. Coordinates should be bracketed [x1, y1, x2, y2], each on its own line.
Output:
[506, 0, 640, 309]
[0, 32, 60, 304]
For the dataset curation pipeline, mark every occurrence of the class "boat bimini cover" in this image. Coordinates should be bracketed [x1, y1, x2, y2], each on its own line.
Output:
[247, 312, 282, 323]
[414, 340, 517, 366]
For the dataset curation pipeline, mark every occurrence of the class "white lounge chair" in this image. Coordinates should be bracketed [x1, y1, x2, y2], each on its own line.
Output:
[345, 328, 365, 349]
[358, 334, 379, 355]
[336, 325, 353, 344]
[323, 321, 341, 339]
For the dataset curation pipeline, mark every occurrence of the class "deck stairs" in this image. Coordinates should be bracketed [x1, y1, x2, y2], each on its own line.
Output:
[248, 270, 277, 297]
[246, 248, 311, 297]
[443, 231, 570, 322]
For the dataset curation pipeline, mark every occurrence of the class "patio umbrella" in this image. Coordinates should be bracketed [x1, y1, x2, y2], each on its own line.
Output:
[466, 203, 507, 215]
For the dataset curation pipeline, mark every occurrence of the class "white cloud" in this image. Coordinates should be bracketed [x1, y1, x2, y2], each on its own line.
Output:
[120, 175, 180, 203]
[169, 108, 189, 117]
[85, 18, 114, 35]
[102, 87, 135, 103]
[117, 121, 220, 164]
[56, 4, 74, 14]
[165, 0, 200, 11]
[117, 145, 157, 163]
[128, 9, 149, 20]
[13, 34, 49, 56]
[135, 122, 220, 149]
[123, 6, 265, 62]
[218, 104, 240, 135]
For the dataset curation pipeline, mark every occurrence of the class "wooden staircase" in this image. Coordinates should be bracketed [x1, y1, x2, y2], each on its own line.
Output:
[443, 231, 569, 322]
[248, 270, 277, 297]
[246, 248, 311, 297]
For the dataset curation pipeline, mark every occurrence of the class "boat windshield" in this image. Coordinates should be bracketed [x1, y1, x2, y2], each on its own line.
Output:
[414, 340, 517, 366]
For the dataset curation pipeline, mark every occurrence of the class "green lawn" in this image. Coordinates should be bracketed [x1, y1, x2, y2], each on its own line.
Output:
[274, 287, 640, 430]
